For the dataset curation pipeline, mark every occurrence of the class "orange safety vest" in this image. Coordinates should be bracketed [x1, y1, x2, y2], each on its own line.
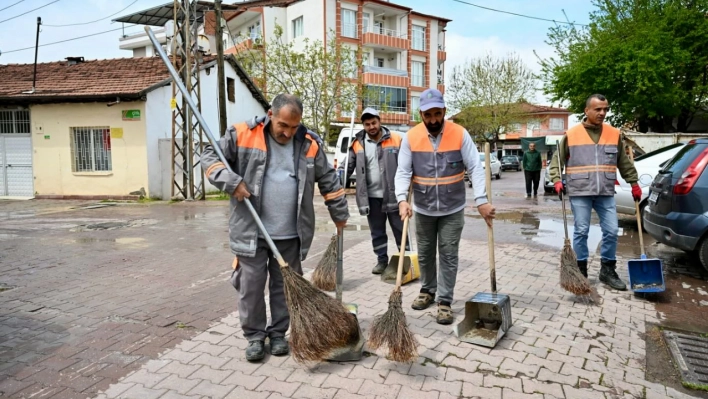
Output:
[408, 121, 467, 213]
[564, 123, 620, 197]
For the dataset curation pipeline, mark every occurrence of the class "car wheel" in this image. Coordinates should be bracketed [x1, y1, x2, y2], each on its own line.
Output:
[496, 170, 501, 180]
[699, 235, 708, 273]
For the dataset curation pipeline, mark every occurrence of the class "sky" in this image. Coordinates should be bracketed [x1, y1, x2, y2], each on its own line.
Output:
[0, 0, 596, 123]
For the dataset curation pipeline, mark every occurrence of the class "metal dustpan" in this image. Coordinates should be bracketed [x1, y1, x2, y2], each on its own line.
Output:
[322, 228, 365, 362]
[628, 201, 665, 293]
[454, 143, 512, 348]
[382, 220, 420, 285]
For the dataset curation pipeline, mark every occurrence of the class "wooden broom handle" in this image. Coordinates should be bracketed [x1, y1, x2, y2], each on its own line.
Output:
[485, 143, 496, 294]
[396, 185, 414, 288]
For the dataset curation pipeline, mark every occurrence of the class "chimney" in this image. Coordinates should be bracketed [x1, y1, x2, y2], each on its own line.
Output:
[65, 56, 85, 66]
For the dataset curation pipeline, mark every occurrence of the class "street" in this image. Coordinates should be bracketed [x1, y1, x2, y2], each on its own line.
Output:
[1, 169, 707, 399]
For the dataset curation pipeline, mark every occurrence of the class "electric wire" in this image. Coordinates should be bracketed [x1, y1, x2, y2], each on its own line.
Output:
[0, 0, 60, 24]
[449, 0, 589, 27]
[2, 26, 136, 54]
[0, 0, 27, 13]
[43, 0, 139, 27]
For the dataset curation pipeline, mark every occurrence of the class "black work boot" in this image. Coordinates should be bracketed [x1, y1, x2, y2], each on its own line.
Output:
[245, 340, 265, 362]
[371, 261, 387, 275]
[269, 337, 289, 356]
[599, 260, 627, 291]
[577, 260, 588, 278]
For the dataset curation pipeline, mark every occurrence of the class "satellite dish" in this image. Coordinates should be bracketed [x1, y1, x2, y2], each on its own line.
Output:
[164, 20, 175, 38]
[197, 34, 211, 54]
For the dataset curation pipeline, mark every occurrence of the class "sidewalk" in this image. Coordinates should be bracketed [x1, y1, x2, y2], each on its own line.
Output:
[93, 239, 701, 399]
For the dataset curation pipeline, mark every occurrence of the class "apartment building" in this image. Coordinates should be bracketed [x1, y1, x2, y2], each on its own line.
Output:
[217, 0, 450, 131]
[116, 0, 449, 131]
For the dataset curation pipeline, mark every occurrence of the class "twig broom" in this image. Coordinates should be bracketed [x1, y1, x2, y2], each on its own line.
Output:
[311, 106, 357, 292]
[556, 141, 592, 295]
[367, 186, 418, 363]
[144, 26, 360, 364]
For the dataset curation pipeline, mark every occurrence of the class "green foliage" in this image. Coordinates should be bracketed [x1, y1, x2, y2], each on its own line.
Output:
[447, 53, 538, 142]
[233, 23, 364, 142]
[539, 0, 708, 132]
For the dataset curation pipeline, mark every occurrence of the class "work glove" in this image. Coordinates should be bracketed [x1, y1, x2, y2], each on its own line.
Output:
[631, 184, 642, 202]
[554, 181, 566, 199]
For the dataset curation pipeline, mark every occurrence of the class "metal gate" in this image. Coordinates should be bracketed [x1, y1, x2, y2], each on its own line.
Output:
[0, 134, 34, 197]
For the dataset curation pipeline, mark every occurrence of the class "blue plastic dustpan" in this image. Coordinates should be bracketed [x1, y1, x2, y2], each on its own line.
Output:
[628, 254, 665, 293]
[628, 201, 665, 293]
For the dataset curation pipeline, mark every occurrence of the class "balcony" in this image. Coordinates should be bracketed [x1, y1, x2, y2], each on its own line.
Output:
[363, 65, 408, 87]
[226, 34, 263, 53]
[362, 26, 408, 51]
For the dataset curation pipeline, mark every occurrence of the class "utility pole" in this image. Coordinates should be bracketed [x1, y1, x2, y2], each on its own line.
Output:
[31, 17, 42, 93]
[215, 0, 227, 137]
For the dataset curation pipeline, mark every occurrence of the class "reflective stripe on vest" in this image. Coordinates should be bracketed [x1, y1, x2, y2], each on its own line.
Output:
[408, 122, 466, 212]
[565, 123, 620, 197]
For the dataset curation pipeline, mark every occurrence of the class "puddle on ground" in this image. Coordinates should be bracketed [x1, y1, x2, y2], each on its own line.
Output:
[69, 218, 158, 232]
[467, 211, 603, 251]
[69, 237, 149, 249]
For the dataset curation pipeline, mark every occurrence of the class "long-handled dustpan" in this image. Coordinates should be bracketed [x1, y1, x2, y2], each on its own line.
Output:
[381, 217, 420, 285]
[454, 143, 512, 348]
[323, 226, 366, 361]
[628, 200, 665, 293]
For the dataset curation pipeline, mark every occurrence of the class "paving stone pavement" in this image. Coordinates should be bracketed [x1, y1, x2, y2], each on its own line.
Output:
[91, 238, 703, 399]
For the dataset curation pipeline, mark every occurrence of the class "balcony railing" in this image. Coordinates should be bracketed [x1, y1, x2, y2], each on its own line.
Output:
[363, 65, 407, 77]
[363, 25, 407, 39]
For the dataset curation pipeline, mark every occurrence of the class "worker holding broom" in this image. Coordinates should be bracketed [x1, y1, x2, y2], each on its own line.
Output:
[201, 94, 349, 362]
[549, 94, 640, 291]
[339, 107, 409, 274]
[395, 88, 496, 325]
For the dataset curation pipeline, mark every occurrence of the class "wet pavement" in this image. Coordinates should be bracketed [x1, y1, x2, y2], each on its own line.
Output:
[0, 169, 707, 398]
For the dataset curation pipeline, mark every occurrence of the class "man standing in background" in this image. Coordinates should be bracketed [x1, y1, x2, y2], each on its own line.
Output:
[522, 142, 542, 198]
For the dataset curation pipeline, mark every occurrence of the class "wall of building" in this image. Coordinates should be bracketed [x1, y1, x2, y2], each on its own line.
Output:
[145, 63, 268, 200]
[31, 102, 149, 197]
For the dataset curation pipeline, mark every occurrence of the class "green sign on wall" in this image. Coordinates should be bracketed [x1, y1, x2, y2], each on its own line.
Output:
[122, 110, 141, 121]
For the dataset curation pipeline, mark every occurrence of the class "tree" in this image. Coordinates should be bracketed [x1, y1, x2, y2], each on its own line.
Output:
[539, 0, 708, 133]
[447, 52, 538, 143]
[233, 23, 363, 143]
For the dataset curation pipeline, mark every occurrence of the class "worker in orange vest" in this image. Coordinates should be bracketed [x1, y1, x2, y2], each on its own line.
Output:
[549, 94, 640, 290]
[395, 88, 496, 325]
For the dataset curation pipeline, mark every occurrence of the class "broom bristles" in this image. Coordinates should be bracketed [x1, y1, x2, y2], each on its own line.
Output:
[367, 288, 418, 363]
[312, 235, 337, 291]
[560, 239, 592, 295]
[282, 265, 360, 363]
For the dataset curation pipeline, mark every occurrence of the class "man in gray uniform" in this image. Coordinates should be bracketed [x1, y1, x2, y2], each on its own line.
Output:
[340, 108, 407, 274]
[201, 94, 349, 362]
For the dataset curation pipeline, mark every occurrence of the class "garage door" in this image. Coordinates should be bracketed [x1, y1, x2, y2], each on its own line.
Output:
[0, 134, 34, 197]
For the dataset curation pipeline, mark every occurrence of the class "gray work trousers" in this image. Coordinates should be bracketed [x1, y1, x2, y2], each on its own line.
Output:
[229, 237, 302, 342]
[414, 209, 465, 305]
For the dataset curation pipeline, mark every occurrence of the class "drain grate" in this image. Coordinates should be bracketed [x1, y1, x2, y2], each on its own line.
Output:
[664, 330, 708, 386]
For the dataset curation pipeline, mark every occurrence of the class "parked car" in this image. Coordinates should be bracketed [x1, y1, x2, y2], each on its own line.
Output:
[643, 139, 708, 270]
[501, 155, 521, 171]
[466, 153, 501, 186]
[543, 165, 555, 193]
[615, 142, 687, 218]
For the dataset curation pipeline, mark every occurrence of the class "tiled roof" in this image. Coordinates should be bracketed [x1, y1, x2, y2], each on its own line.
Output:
[0, 57, 172, 103]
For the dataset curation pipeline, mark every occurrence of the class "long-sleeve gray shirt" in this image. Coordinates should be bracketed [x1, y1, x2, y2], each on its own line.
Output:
[394, 123, 488, 217]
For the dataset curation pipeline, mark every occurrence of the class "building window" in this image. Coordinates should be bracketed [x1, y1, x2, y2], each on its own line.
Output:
[0, 109, 30, 134]
[411, 96, 420, 121]
[549, 117, 565, 130]
[341, 9, 357, 38]
[344, 49, 358, 78]
[292, 16, 304, 38]
[363, 85, 407, 113]
[376, 57, 385, 68]
[227, 78, 235, 103]
[248, 22, 261, 40]
[71, 127, 112, 172]
[412, 61, 424, 87]
[510, 123, 522, 132]
[412, 25, 425, 51]
[362, 12, 370, 33]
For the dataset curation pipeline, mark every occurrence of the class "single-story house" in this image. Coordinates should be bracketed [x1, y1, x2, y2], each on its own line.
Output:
[0, 54, 269, 200]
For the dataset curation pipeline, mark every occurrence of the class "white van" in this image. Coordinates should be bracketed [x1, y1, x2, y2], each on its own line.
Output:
[334, 125, 405, 188]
